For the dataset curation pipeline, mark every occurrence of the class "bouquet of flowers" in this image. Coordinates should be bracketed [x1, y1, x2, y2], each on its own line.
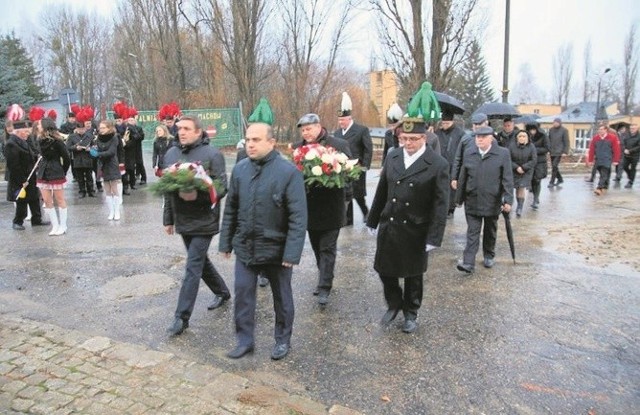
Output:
[292, 143, 362, 188]
[148, 162, 221, 206]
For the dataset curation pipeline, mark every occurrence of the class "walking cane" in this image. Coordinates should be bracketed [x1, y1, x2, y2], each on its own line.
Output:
[16, 155, 43, 199]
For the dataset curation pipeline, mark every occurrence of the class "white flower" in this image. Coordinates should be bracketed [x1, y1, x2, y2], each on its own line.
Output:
[321, 153, 334, 164]
[335, 153, 349, 164]
[344, 159, 359, 170]
[305, 148, 319, 160]
[334, 163, 342, 173]
[311, 165, 323, 176]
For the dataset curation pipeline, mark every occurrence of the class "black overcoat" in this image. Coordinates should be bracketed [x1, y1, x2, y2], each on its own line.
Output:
[366, 146, 450, 277]
[508, 141, 536, 189]
[456, 143, 514, 217]
[37, 137, 71, 181]
[292, 129, 352, 231]
[530, 131, 550, 180]
[4, 134, 40, 202]
[334, 122, 372, 198]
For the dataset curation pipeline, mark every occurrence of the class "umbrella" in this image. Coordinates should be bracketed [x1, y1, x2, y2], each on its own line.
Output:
[502, 210, 516, 264]
[473, 102, 520, 120]
[434, 91, 465, 115]
[513, 114, 540, 125]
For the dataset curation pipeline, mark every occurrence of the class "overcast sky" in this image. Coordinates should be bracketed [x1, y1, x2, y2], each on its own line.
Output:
[1, 0, 639, 105]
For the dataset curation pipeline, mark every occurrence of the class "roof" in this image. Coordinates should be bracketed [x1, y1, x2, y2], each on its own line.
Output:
[537, 101, 615, 124]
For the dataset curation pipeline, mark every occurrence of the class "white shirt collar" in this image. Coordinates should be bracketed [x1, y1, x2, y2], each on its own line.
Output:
[342, 120, 354, 135]
[403, 144, 426, 169]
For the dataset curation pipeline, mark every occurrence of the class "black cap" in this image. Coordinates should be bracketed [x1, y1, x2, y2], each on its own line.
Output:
[472, 126, 494, 136]
[68, 112, 76, 118]
[297, 113, 320, 128]
[400, 117, 426, 134]
[441, 111, 454, 121]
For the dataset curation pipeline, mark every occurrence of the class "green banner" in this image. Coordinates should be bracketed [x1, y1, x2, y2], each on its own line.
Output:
[107, 108, 243, 150]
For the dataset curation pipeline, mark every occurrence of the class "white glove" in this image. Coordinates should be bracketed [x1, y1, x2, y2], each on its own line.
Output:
[367, 227, 378, 236]
[425, 244, 438, 252]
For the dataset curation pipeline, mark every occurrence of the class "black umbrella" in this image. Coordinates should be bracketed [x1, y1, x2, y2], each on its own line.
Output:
[502, 210, 516, 264]
[473, 102, 520, 120]
[434, 91, 466, 115]
[513, 114, 540, 125]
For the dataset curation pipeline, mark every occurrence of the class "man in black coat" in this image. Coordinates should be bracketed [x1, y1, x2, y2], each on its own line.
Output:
[126, 117, 147, 185]
[334, 110, 372, 225]
[294, 114, 352, 305]
[456, 126, 514, 273]
[220, 122, 307, 360]
[163, 116, 231, 336]
[366, 116, 449, 333]
[622, 123, 640, 188]
[547, 117, 570, 187]
[435, 111, 465, 216]
[497, 117, 519, 148]
[59, 112, 78, 135]
[4, 120, 49, 229]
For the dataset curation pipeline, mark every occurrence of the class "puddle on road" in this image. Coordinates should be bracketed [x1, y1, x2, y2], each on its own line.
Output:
[100, 273, 177, 301]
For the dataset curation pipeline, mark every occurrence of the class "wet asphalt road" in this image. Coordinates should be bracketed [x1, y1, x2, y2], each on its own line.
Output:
[0, 160, 638, 414]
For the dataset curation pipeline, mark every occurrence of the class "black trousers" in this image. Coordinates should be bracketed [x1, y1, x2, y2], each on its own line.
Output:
[308, 229, 340, 294]
[174, 234, 229, 321]
[14, 198, 44, 225]
[75, 167, 94, 194]
[346, 197, 369, 224]
[136, 162, 147, 182]
[124, 168, 136, 189]
[596, 165, 611, 189]
[463, 212, 499, 265]
[550, 155, 563, 183]
[233, 261, 294, 347]
[623, 157, 638, 183]
[379, 274, 423, 320]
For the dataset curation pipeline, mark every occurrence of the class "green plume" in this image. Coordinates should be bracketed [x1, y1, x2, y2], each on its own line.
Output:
[406, 82, 442, 122]
[247, 98, 274, 125]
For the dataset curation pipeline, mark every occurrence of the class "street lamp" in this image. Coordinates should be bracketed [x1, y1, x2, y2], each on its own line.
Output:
[594, 67, 611, 130]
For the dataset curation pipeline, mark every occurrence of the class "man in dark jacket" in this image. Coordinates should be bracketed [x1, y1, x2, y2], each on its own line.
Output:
[622, 123, 639, 188]
[220, 122, 307, 360]
[366, 116, 449, 333]
[497, 117, 519, 148]
[451, 112, 490, 192]
[334, 107, 373, 225]
[587, 123, 621, 195]
[163, 115, 231, 336]
[126, 117, 146, 185]
[59, 112, 77, 135]
[67, 120, 96, 198]
[456, 126, 513, 273]
[294, 114, 352, 305]
[547, 117, 570, 187]
[4, 120, 49, 230]
[435, 111, 465, 216]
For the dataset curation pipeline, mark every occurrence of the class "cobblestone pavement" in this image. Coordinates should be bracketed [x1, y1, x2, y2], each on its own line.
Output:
[0, 315, 361, 415]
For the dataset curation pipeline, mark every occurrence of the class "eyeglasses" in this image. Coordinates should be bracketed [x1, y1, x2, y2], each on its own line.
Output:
[398, 135, 425, 142]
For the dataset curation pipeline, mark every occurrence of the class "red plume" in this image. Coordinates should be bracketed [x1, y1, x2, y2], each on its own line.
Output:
[46, 109, 57, 120]
[28, 106, 46, 122]
[127, 106, 138, 118]
[157, 102, 181, 120]
[112, 101, 129, 119]
[76, 105, 95, 125]
[70, 104, 81, 116]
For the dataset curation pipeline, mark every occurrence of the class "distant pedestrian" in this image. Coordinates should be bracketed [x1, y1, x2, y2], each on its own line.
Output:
[614, 124, 629, 182]
[220, 111, 307, 360]
[382, 103, 403, 163]
[547, 117, 570, 187]
[366, 114, 449, 333]
[450, 112, 490, 193]
[622, 123, 639, 188]
[456, 126, 513, 273]
[333, 92, 373, 225]
[508, 130, 536, 217]
[94, 120, 123, 220]
[526, 123, 550, 209]
[163, 115, 231, 336]
[435, 111, 465, 216]
[152, 124, 172, 172]
[587, 123, 621, 196]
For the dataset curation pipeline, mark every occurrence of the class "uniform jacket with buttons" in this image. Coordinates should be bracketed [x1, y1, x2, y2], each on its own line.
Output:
[366, 146, 450, 277]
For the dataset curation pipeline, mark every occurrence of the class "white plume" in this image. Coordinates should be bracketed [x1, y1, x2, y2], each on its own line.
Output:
[387, 103, 403, 122]
[341, 92, 352, 112]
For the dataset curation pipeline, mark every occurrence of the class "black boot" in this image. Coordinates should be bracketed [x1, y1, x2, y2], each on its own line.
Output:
[516, 198, 524, 217]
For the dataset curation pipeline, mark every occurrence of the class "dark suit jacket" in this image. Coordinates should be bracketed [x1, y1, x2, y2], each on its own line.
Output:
[366, 146, 450, 277]
[334, 122, 372, 198]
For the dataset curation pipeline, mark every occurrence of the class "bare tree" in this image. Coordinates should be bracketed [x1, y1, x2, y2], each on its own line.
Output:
[512, 63, 543, 104]
[552, 42, 573, 108]
[622, 22, 639, 114]
[38, 6, 113, 108]
[370, 0, 480, 97]
[582, 39, 592, 102]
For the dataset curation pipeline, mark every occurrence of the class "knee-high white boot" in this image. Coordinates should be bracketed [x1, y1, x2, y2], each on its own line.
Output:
[113, 195, 121, 220]
[107, 196, 115, 220]
[56, 208, 67, 235]
[117, 182, 123, 205]
[45, 208, 59, 236]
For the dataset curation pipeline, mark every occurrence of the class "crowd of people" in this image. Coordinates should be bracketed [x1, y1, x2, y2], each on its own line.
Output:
[2, 92, 638, 361]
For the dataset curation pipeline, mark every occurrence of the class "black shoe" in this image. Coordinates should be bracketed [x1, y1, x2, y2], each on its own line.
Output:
[167, 318, 188, 336]
[130, 185, 136, 190]
[139, 180, 146, 185]
[31, 221, 50, 226]
[97, 187, 104, 193]
[207, 293, 230, 310]
[380, 309, 400, 326]
[227, 344, 254, 359]
[317, 291, 329, 306]
[312, 288, 320, 296]
[271, 343, 290, 360]
[456, 260, 474, 274]
[613, 177, 621, 182]
[585, 178, 594, 183]
[79, 193, 86, 198]
[625, 182, 633, 189]
[402, 319, 417, 333]
[12, 223, 25, 231]
[88, 192, 96, 197]
[547, 182, 555, 188]
[531, 202, 538, 210]
[483, 257, 495, 268]
[516, 206, 522, 217]
[556, 179, 564, 185]
[258, 276, 269, 287]
[123, 190, 131, 195]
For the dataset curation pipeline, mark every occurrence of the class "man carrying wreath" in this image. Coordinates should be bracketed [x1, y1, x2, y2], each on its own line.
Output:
[292, 114, 352, 306]
[162, 115, 231, 336]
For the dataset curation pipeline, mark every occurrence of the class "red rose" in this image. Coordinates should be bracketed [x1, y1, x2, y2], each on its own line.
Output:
[322, 163, 332, 175]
